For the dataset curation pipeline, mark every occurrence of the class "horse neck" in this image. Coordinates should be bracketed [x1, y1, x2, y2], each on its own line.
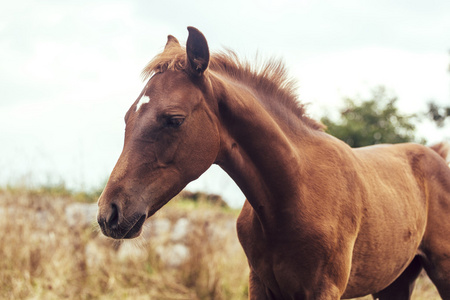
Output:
[211, 73, 318, 225]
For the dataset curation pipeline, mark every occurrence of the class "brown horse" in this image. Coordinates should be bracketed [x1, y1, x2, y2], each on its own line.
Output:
[97, 27, 450, 299]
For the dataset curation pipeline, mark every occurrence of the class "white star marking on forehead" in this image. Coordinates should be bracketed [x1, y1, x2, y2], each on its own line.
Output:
[136, 75, 155, 112]
[136, 94, 150, 112]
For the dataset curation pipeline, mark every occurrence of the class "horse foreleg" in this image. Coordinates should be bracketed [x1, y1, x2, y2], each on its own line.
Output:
[248, 268, 342, 300]
[248, 269, 274, 300]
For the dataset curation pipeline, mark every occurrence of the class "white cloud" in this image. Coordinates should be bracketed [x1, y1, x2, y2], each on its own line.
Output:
[295, 47, 449, 114]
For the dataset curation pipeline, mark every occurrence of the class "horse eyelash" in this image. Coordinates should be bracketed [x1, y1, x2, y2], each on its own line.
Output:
[164, 116, 185, 128]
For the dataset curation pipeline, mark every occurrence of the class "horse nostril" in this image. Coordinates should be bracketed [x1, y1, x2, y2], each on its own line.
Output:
[107, 203, 120, 230]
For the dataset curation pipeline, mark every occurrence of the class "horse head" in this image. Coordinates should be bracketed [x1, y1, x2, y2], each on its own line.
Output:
[97, 27, 220, 239]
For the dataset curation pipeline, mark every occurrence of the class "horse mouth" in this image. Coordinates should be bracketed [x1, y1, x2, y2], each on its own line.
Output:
[123, 214, 146, 239]
[99, 213, 147, 240]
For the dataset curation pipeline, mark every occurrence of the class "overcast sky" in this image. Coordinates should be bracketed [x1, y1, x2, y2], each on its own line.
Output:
[1, 0, 449, 207]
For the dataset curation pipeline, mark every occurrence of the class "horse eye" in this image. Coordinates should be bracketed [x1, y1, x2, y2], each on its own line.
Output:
[165, 116, 185, 128]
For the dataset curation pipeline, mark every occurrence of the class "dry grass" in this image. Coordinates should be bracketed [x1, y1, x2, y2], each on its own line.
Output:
[0, 189, 441, 299]
[0, 189, 248, 300]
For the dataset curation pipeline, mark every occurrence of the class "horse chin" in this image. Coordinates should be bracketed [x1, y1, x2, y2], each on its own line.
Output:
[122, 214, 147, 239]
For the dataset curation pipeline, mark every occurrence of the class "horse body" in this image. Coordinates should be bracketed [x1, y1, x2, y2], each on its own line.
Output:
[97, 27, 450, 299]
[219, 80, 431, 298]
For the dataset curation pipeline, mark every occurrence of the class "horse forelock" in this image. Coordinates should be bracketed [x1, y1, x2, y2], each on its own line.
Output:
[141, 45, 187, 80]
[141, 44, 324, 131]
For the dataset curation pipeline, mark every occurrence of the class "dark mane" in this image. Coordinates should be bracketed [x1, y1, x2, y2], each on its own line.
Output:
[142, 45, 324, 131]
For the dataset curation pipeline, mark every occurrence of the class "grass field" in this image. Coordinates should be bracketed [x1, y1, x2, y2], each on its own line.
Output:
[0, 188, 441, 299]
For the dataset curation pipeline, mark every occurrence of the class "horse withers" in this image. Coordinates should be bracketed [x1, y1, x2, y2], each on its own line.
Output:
[97, 27, 450, 299]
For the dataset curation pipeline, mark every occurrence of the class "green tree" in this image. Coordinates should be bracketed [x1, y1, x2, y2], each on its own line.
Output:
[427, 101, 450, 128]
[321, 87, 423, 147]
[426, 50, 450, 127]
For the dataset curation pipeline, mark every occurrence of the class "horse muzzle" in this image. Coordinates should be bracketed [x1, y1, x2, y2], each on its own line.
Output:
[97, 201, 147, 239]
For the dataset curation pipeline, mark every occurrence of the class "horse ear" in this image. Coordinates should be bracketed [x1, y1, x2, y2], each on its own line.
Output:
[165, 35, 181, 50]
[186, 26, 210, 77]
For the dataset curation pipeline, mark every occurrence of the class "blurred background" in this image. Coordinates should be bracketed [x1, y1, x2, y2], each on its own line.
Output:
[1, 0, 449, 208]
[1, 1, 449, 299]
